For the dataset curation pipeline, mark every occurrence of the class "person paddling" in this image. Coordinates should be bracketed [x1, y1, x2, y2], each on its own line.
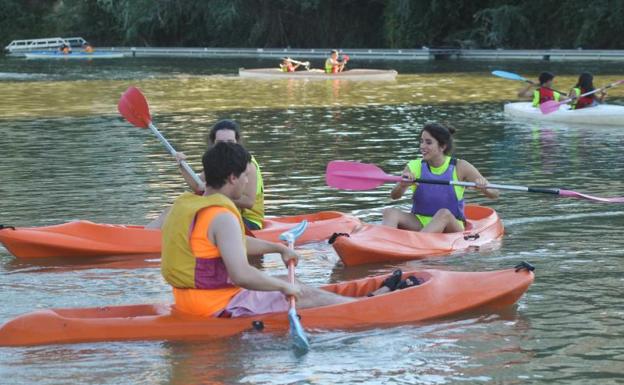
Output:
[325, 50, 347, 74]
[146, 120, 264, 231]
[517, 71, 561, 107]
[280, 57, 301, 72]
[161, 142, 355, 318]
[381, 123, 499, 233]
[568, 72, 607, 109]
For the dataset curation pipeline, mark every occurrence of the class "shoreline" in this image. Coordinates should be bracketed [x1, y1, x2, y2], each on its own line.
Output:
[6, 47, 624, 61]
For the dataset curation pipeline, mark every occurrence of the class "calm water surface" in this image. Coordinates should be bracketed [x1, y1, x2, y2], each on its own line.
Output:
[0, 57, 623, 384]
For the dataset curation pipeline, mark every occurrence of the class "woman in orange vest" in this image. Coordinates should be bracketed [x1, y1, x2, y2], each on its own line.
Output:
[162, 142, 355, 317]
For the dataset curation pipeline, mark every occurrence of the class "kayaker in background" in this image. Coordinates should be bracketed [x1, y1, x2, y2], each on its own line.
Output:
[83, 42, 94, 53]
[517, 71, 561, 106]
[161, 142, 355, 317]
[59, 43, 71, 54]
[146, 119, 264, 231]
[280, 57, 301, 72]
[325, 49, 347, 74]
[568, 72, 606, 109]
[382, 122, 499, 233]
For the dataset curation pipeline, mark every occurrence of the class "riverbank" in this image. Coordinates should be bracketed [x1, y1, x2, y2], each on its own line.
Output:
[6, 47, 624, 61]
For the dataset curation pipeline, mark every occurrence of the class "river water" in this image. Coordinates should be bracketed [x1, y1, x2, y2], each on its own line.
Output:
[0, 56, 623, 384]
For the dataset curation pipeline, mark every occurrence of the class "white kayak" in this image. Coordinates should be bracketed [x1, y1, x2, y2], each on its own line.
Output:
[24, 51, 124, 60]
[504, 102, 624, 126]
[239, 68, 397, 81]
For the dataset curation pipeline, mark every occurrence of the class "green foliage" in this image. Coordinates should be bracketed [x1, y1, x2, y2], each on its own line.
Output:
[1, 0, 623, 49]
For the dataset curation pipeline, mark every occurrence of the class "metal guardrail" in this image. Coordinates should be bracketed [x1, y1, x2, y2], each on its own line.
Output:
[7, 46, 624, 61]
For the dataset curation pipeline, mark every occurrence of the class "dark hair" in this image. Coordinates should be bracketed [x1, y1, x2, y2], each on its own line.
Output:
[575, 72, 595, 92]
[420, 122, 456, 155]
[202, 142, 251, 189]
[538, 72, 555, 85]
[207, 119, 242, 145]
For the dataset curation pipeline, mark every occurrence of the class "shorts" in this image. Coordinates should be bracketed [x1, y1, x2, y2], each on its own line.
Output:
[222, 289, 289, 318]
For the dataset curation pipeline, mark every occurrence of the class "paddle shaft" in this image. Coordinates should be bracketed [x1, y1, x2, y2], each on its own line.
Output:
[492, 70, 567, 96]
[377, 174, 560, 195]
[560, 80, 623, 104]
[147, 122, 202, 187]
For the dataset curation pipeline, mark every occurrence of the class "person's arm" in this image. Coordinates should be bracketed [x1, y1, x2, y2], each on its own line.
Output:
[245, 236, 298, 264]
[518, 84, 534, 98]
[213, 213, 300, 297]
[389, 166, 414, 200]
[457, 160, 499, 199]
[231, 162, 257, 209]
[175, 152, 204, 194]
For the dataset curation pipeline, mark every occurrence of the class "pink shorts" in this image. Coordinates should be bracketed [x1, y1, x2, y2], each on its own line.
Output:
[223, 289, 289, 318]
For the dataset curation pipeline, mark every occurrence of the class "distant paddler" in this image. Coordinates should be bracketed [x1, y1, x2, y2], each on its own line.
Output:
[517, 72, 562, 107]
[280, 57, 309, 72]
[82, 42, 94, 53]
[325, 49, 349, 74]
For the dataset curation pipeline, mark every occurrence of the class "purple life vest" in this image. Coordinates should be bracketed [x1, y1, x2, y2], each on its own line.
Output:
[410, 158, 465, 221]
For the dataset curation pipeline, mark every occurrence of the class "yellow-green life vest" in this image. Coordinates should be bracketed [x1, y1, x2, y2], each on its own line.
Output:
[242, 156, 264, 229]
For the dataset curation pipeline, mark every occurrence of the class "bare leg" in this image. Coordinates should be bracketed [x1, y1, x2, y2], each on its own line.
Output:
[276, 276, 356, 308]
[145, 207, 171, 229]
[421, 208, 464, 233]
[382, 208, 423, 231]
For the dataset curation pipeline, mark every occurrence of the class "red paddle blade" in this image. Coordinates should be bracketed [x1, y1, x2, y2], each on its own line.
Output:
[117, 86, 152, 128]
[326, 160, 400, 190]
[540, 100, 562, 115]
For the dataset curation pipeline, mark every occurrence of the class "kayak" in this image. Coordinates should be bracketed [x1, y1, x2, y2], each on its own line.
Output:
[238, 68, 398, 81]
[504, 102, 624, 126]
[0, 264, 534, 346]
[0, 211, 360, 259]
[24, 51, 124, 59]
[331, 205, 504, 266]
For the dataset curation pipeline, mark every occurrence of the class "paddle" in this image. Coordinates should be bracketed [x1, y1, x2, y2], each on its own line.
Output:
[117, 86, 257, 237]
[492, 70, 568, 96]
[117, 86, 202, 187]
[326, 160, 624, 203]
[540, 80, 624, 114]
[278, 220, 310, 353]
[285, 58, 310, 70]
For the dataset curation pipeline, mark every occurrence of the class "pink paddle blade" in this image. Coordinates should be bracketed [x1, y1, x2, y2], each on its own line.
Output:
[326, 160, 400, 190]
[118, 86, 151, 128]
[559, 190, 624, 203]
[539, 100, 562, 115]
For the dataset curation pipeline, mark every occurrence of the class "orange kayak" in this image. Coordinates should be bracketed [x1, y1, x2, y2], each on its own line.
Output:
[0, 211, 360, 259]
[0, 264, 534, 346]
[332, 205, 504, 266]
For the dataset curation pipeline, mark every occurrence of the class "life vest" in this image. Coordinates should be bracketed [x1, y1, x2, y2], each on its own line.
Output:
[408, 157, 465, 227]
[532, 87, 560, 107]
[162, 192, 245, 316]
[325, 58, 338, 74]
[241, 156, 264, 229]
[571, 87, 594, 110]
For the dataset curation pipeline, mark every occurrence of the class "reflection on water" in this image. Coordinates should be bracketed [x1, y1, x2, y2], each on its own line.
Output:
[1, 57, 623, 385]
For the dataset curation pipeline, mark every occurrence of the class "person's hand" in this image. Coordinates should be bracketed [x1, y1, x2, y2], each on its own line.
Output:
[474, 176, 489, 192]
[174, 151, 187, 164]
[281, 281, 302, 300]
[279, 244, 299, 267]
[400, 171, 414, 188]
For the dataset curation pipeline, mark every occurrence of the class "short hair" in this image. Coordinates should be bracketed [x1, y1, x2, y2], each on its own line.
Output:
[207, 119, 242, 145]
[202, 142, 251, 189]
[538, 72, 555, 85]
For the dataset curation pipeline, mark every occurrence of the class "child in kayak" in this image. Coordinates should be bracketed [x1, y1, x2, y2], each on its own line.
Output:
[146, 120, 264, 231]
[161, 142, 355, 317]
[517, 71, 562, 107]
[325, 50, 347, 73]
[381, 122, 499, 233]
[568, 72, 607, 109]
